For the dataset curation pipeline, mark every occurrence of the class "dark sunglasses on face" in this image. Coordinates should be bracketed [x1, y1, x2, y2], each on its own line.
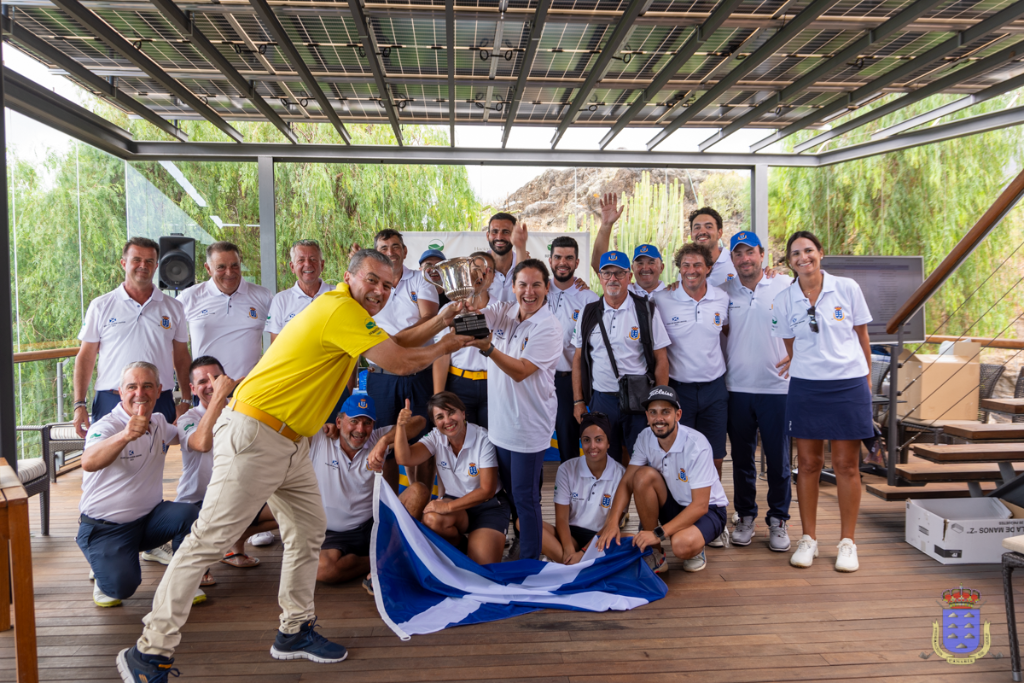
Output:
[807, 305, 819, 333]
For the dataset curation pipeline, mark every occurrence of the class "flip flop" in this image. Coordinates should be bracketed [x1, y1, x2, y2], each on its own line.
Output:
[220, 552, 260, 568]
[200, 570, 216, 587]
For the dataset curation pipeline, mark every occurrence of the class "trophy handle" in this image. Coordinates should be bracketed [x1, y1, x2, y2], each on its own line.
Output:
[420, 262, 445, 292]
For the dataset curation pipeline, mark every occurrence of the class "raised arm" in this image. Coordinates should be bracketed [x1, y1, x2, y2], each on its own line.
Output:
[363, 332, 470, 376]
[389, 302, 462, 348]
[590, 193, 624, 274]
[392, 400, 434, 468]
[186, 374, 238, 454]
[82, 405, 148, 472]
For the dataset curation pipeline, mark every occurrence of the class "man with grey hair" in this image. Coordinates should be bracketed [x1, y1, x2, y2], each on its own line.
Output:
[267, 239, 332, 343]
[118, 249, 471, 682]
[78, 361, 204, 609]
[178, 241, 274, 380]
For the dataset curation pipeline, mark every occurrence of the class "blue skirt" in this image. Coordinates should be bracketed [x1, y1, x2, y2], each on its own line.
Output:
[786, 377, 873, 441]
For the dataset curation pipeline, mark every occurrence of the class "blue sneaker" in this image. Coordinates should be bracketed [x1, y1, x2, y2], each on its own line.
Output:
[116, 646, 179, 682]
[270, 618, 348, 663]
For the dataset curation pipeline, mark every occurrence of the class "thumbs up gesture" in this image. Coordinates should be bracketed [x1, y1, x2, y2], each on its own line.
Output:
[396, 399, 412, 430]
[123, 402, 149, 442]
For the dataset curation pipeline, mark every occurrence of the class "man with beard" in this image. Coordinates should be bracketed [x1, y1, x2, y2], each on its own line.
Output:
[485, 212, 529, 303]
[267, 240, 332, 343]
[572, 252, 669, 465]
[590, 194, 666, 299]
[548, 236, 598, 463]
[596, 386, 729, 574]
[311, 394, 428, 590]
[689, 207, 735, 288]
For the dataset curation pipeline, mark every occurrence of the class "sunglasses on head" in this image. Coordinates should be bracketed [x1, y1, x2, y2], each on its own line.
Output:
[807, 305, 819, 333]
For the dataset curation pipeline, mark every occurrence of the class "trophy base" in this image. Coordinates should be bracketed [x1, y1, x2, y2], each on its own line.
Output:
[453, 313, 491, 339]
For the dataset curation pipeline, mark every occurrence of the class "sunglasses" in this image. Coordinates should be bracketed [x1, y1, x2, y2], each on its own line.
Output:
[807, 305, 819, 333]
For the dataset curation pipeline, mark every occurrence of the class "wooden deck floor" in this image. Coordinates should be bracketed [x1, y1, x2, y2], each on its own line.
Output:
[3, 447, 1023, 682]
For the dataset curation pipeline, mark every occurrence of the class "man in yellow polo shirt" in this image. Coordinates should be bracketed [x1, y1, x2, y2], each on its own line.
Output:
[118, 250, 470, 682]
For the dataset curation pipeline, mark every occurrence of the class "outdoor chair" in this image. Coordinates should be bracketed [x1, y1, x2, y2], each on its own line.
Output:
[978, 363, 1006, 424]
[870, 358, 890, 422]
[16, 447, 50, 537]
[1014, 368, 1024, 424]
[1002, 535, 1024, 681]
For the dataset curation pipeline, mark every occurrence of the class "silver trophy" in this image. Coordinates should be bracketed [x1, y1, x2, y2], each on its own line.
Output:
[421, 256, 491, 339]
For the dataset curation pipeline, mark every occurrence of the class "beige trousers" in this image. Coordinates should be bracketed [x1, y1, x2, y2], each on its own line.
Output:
[138, 408, 326, 657]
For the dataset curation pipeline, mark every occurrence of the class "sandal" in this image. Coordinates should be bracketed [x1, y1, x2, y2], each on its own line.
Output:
[200, 570, 216, 587]
[220, 552, 260, 568]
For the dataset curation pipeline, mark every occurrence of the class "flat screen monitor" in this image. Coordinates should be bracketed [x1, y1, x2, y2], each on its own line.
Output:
[820, 255, 926, 344]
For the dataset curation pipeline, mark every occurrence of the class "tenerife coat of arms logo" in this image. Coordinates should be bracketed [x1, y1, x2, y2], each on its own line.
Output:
[932, 584, 991, 664]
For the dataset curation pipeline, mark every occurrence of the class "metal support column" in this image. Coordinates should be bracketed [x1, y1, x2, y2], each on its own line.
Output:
[751, 164, 768, 265]
[0, 39, 17, 475]
[258, 156, 277, 293]
[887, 326, 903, 486]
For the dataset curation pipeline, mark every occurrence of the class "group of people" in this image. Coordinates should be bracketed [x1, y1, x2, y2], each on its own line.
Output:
[69, 198, 875, 683]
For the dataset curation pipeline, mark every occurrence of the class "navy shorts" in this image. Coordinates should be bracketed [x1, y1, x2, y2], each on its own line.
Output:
[322, 518, 373, 556]
[569, 524, 598, 549]
[658, 498, 727, 546]
[786, 376, 873, 441]
[445, 492, 511, 534]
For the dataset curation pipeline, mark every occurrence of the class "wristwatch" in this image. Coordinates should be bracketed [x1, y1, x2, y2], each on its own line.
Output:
[480, 343, 495, 358]
[653, 526, 666, 541]
[178, 398, 192, 406]
[73, 400, 88, 411]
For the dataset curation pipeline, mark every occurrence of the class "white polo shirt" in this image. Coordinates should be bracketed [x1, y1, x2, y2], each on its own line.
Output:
[553, 455, 625, 532]
[571, 295, 671, 393]
[418, 423, 500, 499]
[373, 266, 439, 338]
[78, 284, 188, 392]
[175, 404, 213, 505]
[628, 281, 666, 300]
[723, 273, 793, 395]
[439, 329, 488, 373]
[482, 302, 562, 453]
[81, 405, 176, 524]
[654, 284, 729, 384]
[487, 252, 518, 304]
[771, 271, 872, 381]
[706, 247, 736, 288]
[266, 280, 333, 335]
[178, 279, 273, 379]
[631, 425, 728, 508]
[547, 283, 599, 372]
[309, 427, 388, 532]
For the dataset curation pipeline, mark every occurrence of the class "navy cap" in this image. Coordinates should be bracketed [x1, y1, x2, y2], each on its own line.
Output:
[599, 251, 630, 270]
[632, 244, 663, 261]
[340, 393, 376, 421]
[418, 248, 445, 264]
[730, 231, 762, 252]
[641, 385, 680, 410]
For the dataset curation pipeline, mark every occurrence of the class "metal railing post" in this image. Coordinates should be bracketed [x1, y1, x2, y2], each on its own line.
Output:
[55, 359, 64, 423]
[887, 326, 903, 486]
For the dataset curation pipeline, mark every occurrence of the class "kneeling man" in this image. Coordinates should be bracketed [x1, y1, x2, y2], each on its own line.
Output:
[597, 386, 729, 574]
[310, 394, 428, 589]
[78, 361, 202, 607]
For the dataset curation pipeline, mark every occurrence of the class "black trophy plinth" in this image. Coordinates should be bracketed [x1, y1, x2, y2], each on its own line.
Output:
[453, 313, 490, 339]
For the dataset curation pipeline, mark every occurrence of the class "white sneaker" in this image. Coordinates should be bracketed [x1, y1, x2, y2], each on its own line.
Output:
[249, 531, 276, 547]
[835, 538, 859, 573]
[193, 588, 207, 605]
[683, 550, 707, 572]
[88, 568, 95, 581]
[140, 541, 173, 565]
[731, 511, 740, 525]
[93, 582, 121, 608]
[707, 530, 729, 548]
[790, 535, 818, 568]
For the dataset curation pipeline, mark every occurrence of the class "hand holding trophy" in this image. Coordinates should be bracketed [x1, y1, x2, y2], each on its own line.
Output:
[421, 256, 491, 339]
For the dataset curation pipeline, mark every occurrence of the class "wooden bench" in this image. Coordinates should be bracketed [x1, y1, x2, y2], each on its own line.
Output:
[867, 481, 997, 501]
[981, 398, 1024, 415]
[0, 457, 39, 682]
[912, 442, 1024, 462]
[942, 422, 1024, 440]
[896, 461, 1024, 482]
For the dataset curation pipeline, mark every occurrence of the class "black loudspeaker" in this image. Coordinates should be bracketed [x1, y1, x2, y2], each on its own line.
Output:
[159, 234, 196, 290]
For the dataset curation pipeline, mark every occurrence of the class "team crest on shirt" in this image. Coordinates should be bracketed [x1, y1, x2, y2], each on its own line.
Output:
[159, 316, 170, 329]
[713, 312, 722, 327]
[628, 326, 640, 340]
[833, 306, 845, 321]
[468, 463, 479, 477]
[572, 309, 580, 321]
[183, 422, 195, 433]
[520, 336, 529, 351]
[248, 307, 258, 319]
[411, 291, 418, 302]
[678, 468, 688, 482]
[726, 273, 736, 281]
[439, 460, 449, 469]
[600, 493, 612, 508]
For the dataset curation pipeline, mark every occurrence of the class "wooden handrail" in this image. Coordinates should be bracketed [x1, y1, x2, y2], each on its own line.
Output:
[12, 346, 79, 364]
[924, 334, 1024, 350]
[886, 165, 1024, 334]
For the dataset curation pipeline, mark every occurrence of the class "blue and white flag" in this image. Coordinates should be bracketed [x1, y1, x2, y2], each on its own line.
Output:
[369, 476, 667, 640]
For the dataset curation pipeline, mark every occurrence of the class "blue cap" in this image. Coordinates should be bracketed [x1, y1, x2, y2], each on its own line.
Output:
[730, 231, 762, 251]
[340, 393, 376, 421]
[599, 251, 630, 270]
[632, 244, 663, 261]
[418, 248, 445, 264]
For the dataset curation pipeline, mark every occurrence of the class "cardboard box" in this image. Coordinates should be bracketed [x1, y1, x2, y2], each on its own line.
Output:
[897, 341, 981, 421]
[905, 497, 1024, 564]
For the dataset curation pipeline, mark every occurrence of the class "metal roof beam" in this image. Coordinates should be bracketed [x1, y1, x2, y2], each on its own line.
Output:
[480, 0, 506, 124]
[501, 0, 552, 147]
[750, 0, 1024, 152]
[248, 0, 351, 143]
[1, 13, 187, 141]
[699, 0, 946, 152]
[646, 0, 843, 151]
[47, 0, 244, 141]
[345, 0, 402, 144]
[599, 0, 740, 149]
[793, 40, 1024, 152]
[549, 0, 650, 148]
[445, 0, 455, 143]
[149, 0, 297, 143]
